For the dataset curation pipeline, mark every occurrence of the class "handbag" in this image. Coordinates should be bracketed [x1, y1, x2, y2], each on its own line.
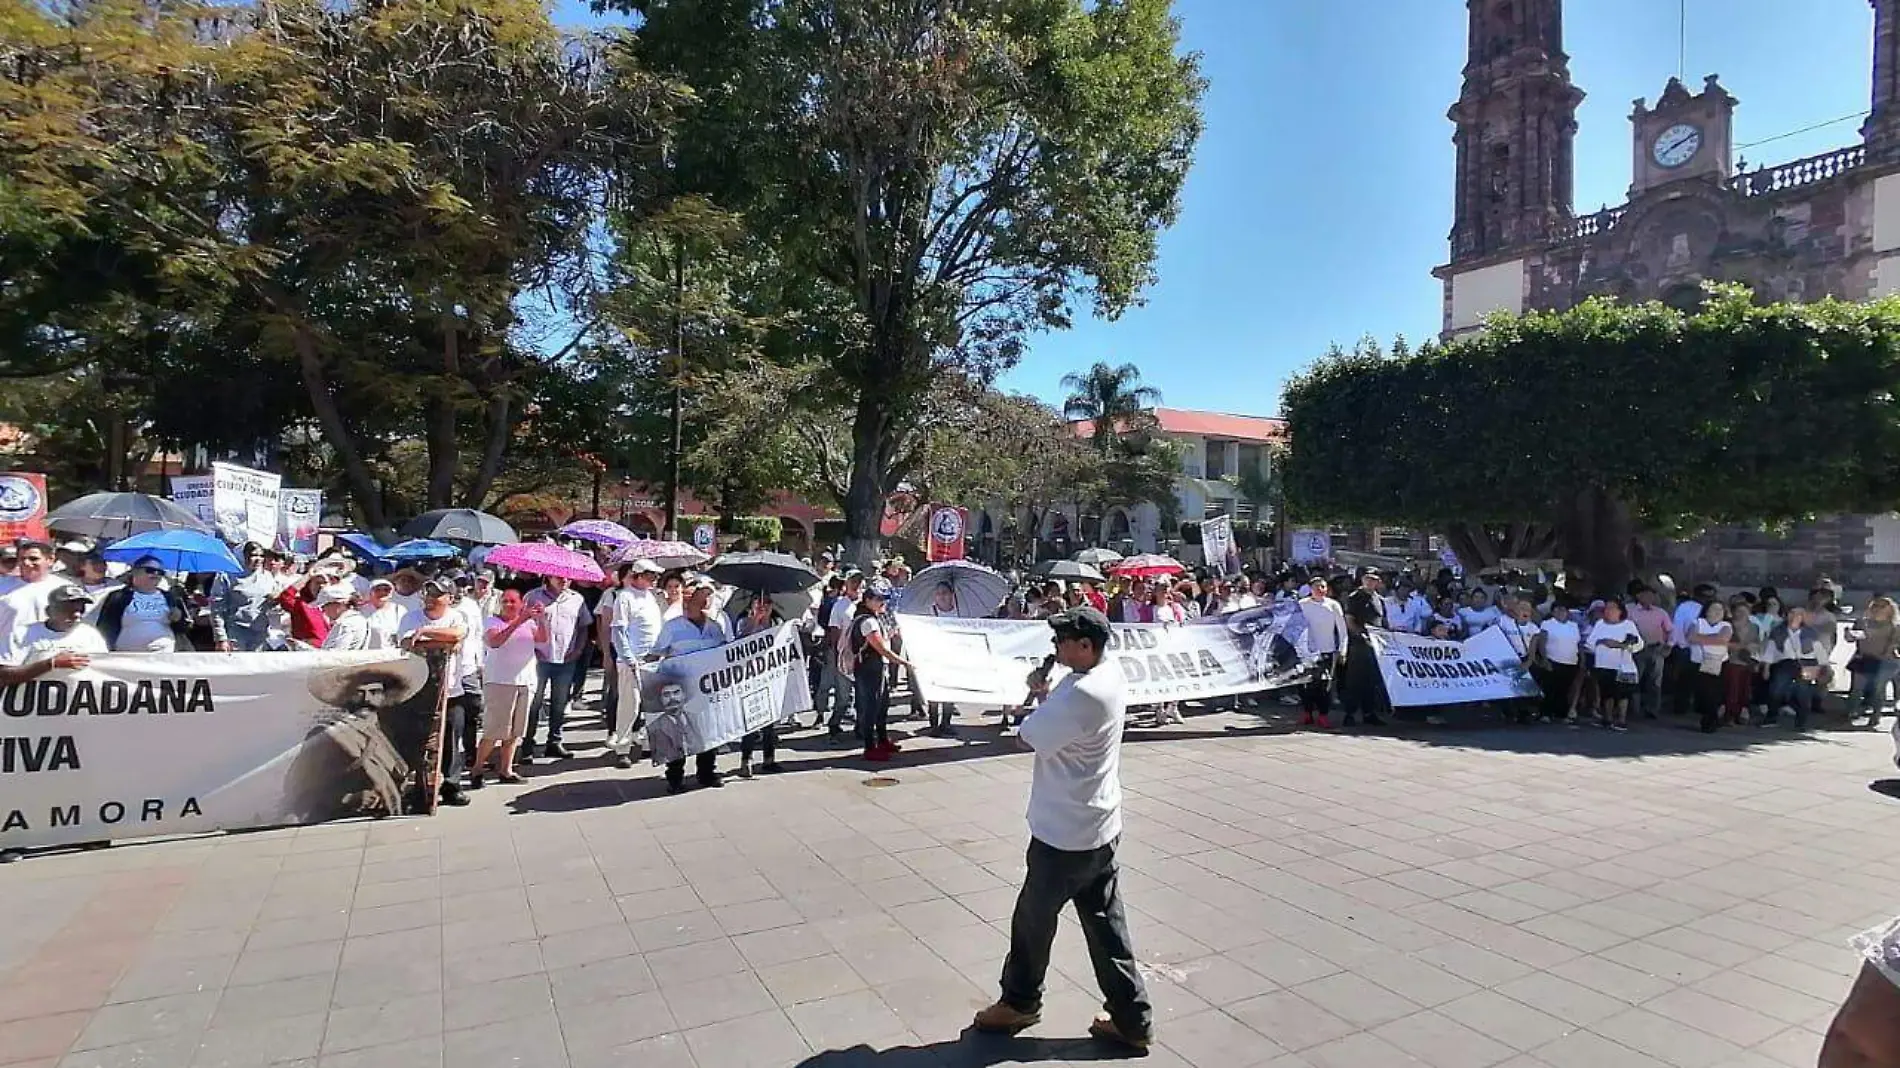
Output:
[1616, 665, 1638, 685]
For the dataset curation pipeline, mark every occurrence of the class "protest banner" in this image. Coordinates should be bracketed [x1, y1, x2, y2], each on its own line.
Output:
[1369, 627, 1542, 707]
[900, 604, 1316, 708]
[211, 462, 282, 548]
[0, 473, 48, 542]
[638, 623, 811, 765]
[1, 651, 445, 852]
[1201, 514, 1242, 577]
[1290, 529, 1331, 564]
[926, 505, 967, 562]
[169, 474, 214, 527]
[278, 489, 323, 555]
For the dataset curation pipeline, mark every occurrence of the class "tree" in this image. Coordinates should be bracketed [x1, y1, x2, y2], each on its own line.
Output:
[620, 0, 1205, 565]
[1280, 288, 1900, 594]
[1061, 361, 1163, 455]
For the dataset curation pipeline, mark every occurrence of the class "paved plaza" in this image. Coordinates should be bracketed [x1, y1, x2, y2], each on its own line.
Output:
[3, 702, 1896, 1068]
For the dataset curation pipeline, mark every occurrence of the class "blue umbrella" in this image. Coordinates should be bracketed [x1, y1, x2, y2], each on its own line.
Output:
[383, 538, 459, 561]
[101, 529, 245, 575]
[335, 532, 391, 560]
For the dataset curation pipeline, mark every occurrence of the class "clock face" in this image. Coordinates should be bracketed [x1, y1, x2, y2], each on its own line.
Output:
[1653, 123, 1702, 168]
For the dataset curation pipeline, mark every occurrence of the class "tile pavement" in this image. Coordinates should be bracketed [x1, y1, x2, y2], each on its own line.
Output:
[4, 699, 1897, 1068]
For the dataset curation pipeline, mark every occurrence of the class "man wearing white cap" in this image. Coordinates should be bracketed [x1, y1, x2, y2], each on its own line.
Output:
[608, 559, 664, 768]
[319, 585, 369, 651]
[358, 576, 404, 650]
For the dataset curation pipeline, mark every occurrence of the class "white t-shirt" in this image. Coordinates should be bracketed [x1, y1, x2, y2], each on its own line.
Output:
[655, 612, 731, 657]
[115, 590, 178, 652]
[398, 607, 466, 696]
[1496, 618, 1541, 659]
[1691, 618, 1731, 673]
[322, 610, 370, 651]
[1457, 605, 1501, 636]
[359, 601, 404, 650]
[827, 596, 855, 646]
[485, 615, 541, 686]
[1589, 618, 1644, 675]
[0, 575, 76, 661]
[1018, 665, 1127, 852]
[453, 596, 485, 675]
[15, 621, 108, 662]
[1538, 617, 1581, 665]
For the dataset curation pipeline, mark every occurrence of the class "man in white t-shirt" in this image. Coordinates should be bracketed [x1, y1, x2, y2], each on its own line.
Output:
[608, 560, 664, 767]
[974, 606, 1151, 1051]
[820, 571, 863, 738]
[397, 581, 471, 805]
[12, 585, 108, 662]
[0, 541, 76, 662]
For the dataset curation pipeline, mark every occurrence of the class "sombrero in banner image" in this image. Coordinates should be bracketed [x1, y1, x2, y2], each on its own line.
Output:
[283, 656, 437, 822]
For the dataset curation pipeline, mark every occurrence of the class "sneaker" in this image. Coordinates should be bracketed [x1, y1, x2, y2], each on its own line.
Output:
[518, 742, 537, 760]
[543, 742, 573, 760]
[1315, 714, 1333, 730]
[972, 1001, 1041, 1034]
[439, 789, 471, 807]
[883, 738, 904, 753]
[1611, 723, 1628, 732]
[1088, 1013, 1152, 1052]
[738, 760, 754, 780]
[613, 754, 633, 770]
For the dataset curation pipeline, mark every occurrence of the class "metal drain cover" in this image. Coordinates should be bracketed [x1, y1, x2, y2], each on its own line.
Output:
[862, 776, 900, 788]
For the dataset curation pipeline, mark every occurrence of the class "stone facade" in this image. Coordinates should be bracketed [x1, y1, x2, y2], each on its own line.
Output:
[1432, 0, 1900, 592]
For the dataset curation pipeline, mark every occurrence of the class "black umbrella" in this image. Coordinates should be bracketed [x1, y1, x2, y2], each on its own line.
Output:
[47, 492, 212, 541]
[705, 551, 820, 595]
[1030, 559, 1105, 582]
[400, 508, 517, 546]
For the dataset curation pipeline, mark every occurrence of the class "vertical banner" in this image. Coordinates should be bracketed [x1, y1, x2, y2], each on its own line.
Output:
[169, 475, 214, 527]
[1201, 514, 1242, 578]
[926, 505, 967, 562]
[278, 489, 323, 556]
[1291, 528, 1332, 564]
[211, 462, 282, 548]
[0, 473, 49, 542]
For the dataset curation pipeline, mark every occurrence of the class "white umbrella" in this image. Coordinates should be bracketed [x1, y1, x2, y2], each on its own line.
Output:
[898, 559, 1010, 619]
[1074, 547, 1123, 566]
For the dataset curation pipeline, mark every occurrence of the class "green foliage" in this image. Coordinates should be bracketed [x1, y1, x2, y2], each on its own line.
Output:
[1061, 361, 1163, 454]
[671, 513, 781, 546]
[1282, 287, 1900, 556]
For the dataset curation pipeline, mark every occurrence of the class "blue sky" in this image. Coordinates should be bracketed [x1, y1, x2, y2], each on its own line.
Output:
[557, 1, 1873, 417]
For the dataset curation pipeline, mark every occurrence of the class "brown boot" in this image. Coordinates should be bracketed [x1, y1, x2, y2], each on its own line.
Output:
[971, 1001, 1041, 1033]
[1089, 1012, 1152, 1052]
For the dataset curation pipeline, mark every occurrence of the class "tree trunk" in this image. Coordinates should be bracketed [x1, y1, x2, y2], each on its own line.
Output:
[842, 392, 893, 570]
[277, 304, 388, 530]
[462, 390, 511, 509]
[1553, 487, 1639, 598]
[424, 325, 460, 510]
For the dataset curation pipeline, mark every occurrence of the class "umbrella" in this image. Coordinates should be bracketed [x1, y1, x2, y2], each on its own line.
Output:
[401, 508, 517, 545]
[612, 539, 711, 570]
[383, 538, 459, 561]
[47, 492, 212, 541]
[705, 550, 819, 595]
[1030, 559, 1105, 583]
[1109, 553, 1186, 579]
[334, 532, 392, 561]
[898, 559, 1010, 618]
[726, 588, 817, 621]
[1073, 547, 1124, 566]
[99, 529, 245, 575]
[559, 518, 638, 547]
[483, 541, 604, 583]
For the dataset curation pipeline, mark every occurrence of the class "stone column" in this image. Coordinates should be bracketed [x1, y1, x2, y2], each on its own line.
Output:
[1867, 0, 1900, 155]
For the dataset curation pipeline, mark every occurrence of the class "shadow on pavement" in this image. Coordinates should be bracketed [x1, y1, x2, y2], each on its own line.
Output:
[793, 1028, 1142, 1066]
[1868, 778, 1900, 800]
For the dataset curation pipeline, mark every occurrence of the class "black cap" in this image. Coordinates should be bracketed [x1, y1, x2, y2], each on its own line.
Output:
[1047, 606, 1111, 644]
[48, 584, 94, 607]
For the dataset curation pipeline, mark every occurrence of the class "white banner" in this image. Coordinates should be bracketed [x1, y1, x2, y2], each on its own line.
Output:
[1291, 529, 1331, 564]
[1369, 627, 1542, 708]
[2, 652, 444, 852]
[640, 623, 811, 765]
[899, 606, 1316, 708]
[1201, 515, 1241, 578]
[211, 461, 282, 548]
[169, 475, 214, 527]
[278, 489, 323, 556]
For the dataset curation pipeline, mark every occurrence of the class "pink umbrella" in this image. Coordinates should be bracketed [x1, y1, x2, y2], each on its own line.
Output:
[611, 539, 710, 570]
[484, 541, 605, 583]
[1108, 553, 1186, 579]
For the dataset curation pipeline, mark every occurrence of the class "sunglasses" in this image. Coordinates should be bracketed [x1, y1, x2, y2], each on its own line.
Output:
[138, 566, 164, 575]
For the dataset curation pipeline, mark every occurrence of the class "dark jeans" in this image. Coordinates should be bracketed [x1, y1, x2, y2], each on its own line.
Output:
[999, 837, 1151, 1039]
[527, 659, 579, 746]
[1540, 662, 1579, 721]
[1338, 642, 1385, 723]
[927, 702, 955, 731]
[1766, 662, 1819, 727]
[567, 643, 594, 707]
[1854, 659, 1900, 716]
[1693, 670, 1725, 732]
[450, 672, 484, 767]
[1300, 659, 1335, 718]
[855, 661, 890, 746]
[741, 725, 777, 764]
[1668, 647, 1698, 718]
[666, 751, 718, 787]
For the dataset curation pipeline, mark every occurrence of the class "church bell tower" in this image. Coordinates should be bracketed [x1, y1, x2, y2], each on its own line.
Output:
[1447, 0, 1586, 262]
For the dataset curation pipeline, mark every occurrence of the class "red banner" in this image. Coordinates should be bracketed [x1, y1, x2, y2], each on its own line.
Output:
[926, 505, 966, 562]
[0, 472, 49, 542]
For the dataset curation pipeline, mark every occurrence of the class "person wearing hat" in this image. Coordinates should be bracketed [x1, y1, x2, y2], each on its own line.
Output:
[849, 578, 915, 761]
[607, 559, 665, 768]
[318, 584, 370, 651]
[651, 576, 732, 792]
[13, 584, 108, 661]
[357, 576, 404, 650]
[397, 580, 474, 804]
[972, 605, 1151, 1050]
[54, 538, 92, 577]
[97, 555, 192, 652]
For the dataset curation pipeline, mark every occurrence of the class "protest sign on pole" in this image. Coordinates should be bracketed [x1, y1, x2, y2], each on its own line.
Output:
[638, 623, 811, 765]
[926, 505, 967, 562]
[278, 489, 323, 556]
[691, 523, 717, 554]
[1290, 528, 1331, 564]
[1200, 514, 1241, 577]
[1, 651, 446, 852]
[1368, 627, 1542, 707]
[168, 474, 214, 528]
[900, 605, 1316, 708]
[0, 473, 49, 542]
[210, 462, 282, 548]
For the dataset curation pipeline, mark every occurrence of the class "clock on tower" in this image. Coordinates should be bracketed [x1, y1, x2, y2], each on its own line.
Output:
[1630, 75, 1735, 195]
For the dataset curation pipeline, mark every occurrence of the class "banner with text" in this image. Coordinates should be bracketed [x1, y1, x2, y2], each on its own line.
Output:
[0, 473, 49, 542]
[1201, 514, 1241, 578]
[278, 489, 323, 556]
[1369, 627, 1542, 708]
[2, 651, 444, 851]
[899, 604, 1317, 708]
[211, 462, 282, 548]
[169, 475, 214, 527]
[926, 505, 967, 562]
[641, 623, 811, 765]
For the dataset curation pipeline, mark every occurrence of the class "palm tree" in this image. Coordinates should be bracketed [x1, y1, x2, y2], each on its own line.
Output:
[1060, 362, 1162, 456]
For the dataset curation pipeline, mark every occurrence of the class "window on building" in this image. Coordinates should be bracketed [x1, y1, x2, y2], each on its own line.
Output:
[1237, 443, 1263, 478]
[1375, 527, 1414, 553]
[1204, 439, 1228, 480]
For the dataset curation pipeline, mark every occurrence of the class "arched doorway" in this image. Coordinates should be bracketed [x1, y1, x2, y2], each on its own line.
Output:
[1106, 509, 1132, 547]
